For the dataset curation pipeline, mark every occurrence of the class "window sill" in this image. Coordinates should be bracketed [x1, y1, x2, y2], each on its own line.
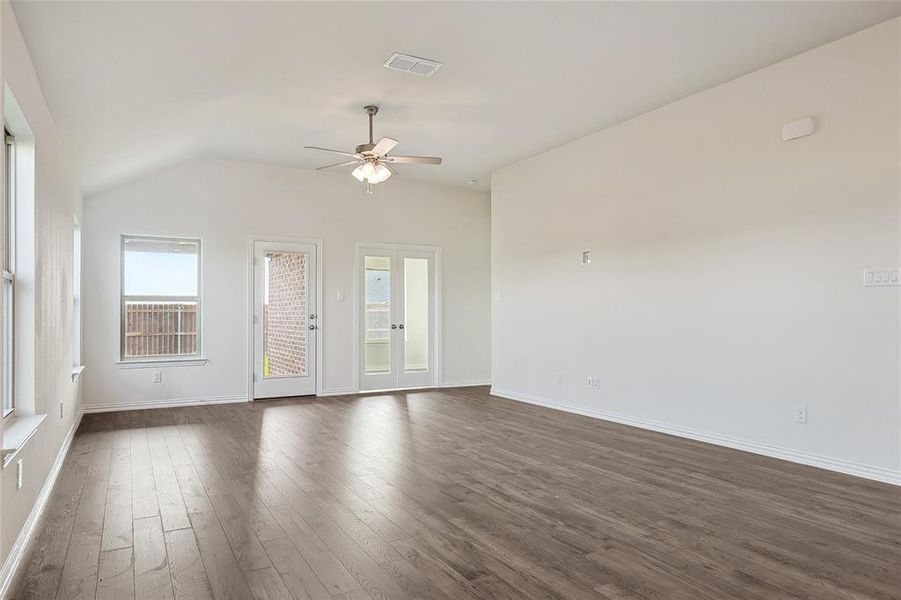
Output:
[117, 357, 208, 369]
[2, 414, 47, 468]
[72, 365, 86, 382]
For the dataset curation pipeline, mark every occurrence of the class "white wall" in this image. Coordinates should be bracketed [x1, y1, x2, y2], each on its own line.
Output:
[491, 19, 901, 483]
[82, 158, 490, 410]
[0, 0, 84, 570]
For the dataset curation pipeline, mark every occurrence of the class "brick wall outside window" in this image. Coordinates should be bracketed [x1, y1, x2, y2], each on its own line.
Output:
[263, 252, 307, 376]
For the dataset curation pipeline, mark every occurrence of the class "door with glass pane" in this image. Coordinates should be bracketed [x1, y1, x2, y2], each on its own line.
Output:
[359, 246, 435, 391]
[253, 241, 317, 399]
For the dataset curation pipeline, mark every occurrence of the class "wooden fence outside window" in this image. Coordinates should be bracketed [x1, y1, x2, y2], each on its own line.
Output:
[123, 302, 198, 357]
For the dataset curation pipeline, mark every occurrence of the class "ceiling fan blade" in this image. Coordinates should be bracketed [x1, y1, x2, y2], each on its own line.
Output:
[304, 146, 360, 158]
[372, 137, 399, 156]
[316, 160, 360, 171]
[383, 155, 442, 165]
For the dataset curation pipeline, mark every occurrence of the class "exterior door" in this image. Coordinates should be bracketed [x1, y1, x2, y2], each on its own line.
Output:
[359, 246, 435, 391]
[253, 241, 317, 398]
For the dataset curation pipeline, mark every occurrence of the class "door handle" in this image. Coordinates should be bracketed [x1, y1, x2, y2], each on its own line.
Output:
[391, 324, 397, 330]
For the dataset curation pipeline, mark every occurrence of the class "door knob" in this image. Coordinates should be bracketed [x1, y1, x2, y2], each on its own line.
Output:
[309, 313, 316, 319]
[309, 324, 317, 330]
[391, 324, 397, 329]
[399, 324, 405, 329]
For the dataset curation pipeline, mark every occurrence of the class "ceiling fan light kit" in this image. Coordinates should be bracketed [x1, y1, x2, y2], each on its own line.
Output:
[306, 105, 442, 194]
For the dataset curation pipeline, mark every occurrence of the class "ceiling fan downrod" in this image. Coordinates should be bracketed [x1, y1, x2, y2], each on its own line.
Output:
[364, 105, 378, 145]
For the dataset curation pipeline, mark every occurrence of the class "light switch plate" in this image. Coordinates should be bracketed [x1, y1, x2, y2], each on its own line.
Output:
[864, 268, 901, 287]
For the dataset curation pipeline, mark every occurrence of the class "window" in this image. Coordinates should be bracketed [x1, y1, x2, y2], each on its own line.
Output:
[72, 217, 82, 369]
[2, 129, 15, 416]
[121, 236, 201, 360]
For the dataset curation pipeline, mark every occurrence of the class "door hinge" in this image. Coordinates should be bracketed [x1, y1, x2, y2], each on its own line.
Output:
[253, 314, 259, 324]
[252, 373, 257, 382]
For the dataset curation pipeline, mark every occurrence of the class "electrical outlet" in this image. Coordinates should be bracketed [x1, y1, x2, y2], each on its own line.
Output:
[556, 372, 563, 385]
[152, 371, 162, 384]
[794, 405, 808, 424]
[16, 459, 23, 490]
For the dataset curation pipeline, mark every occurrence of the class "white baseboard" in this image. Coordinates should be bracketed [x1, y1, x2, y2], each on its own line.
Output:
[490, 387, 901, 487]
[439, 379, 491, 388]
[318, 388, 358, 397]
[0, 407, 84, 598]
[83, 394, 248, 414]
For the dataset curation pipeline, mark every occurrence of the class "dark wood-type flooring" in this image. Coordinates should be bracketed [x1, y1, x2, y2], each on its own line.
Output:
[9, 386, 901, 599]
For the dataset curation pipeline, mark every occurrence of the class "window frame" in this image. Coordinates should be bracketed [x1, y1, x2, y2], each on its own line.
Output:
[3, 128, 16, 419]
[119, 234, 203, 362]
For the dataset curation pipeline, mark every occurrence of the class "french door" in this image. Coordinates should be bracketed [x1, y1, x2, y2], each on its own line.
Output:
[358, 246, 436, 391]
[253, 241, 317, 398]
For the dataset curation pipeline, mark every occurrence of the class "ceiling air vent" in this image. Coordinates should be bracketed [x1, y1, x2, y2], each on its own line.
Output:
[383, 53, 442, 77]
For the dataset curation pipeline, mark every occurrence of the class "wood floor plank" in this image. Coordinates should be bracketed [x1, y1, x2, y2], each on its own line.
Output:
[132, 428, 161, 520]
[244, 566, 293, 600]
[268, 503, 361, 596]
[53, 433, 116, 600]
[148, 427, 192, 532]
[54, 530, 101, 600]
[72, 432, 112, 536]
[165, 527, 214, 600]
[133, 516, 174, 600]
[101, 445, 134, 551]
[171, 458, 253, 600]
[11, 388, 901, 600]
[261, 536, 333, 600]
[206, 490, 273, 571]
[221, 477, 286, 542]
[332, 591, 375, 600]
[12, 434, 95, 600]
[96, 547, 135, 600]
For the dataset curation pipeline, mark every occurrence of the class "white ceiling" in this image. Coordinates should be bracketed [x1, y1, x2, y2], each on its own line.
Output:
[12, 1, 901, 195]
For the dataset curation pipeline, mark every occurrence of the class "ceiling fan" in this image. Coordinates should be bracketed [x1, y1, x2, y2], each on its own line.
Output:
[305, 105, 442, 194]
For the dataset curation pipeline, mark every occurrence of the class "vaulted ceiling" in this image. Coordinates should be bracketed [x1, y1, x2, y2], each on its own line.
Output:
[12, 1, 901, 194]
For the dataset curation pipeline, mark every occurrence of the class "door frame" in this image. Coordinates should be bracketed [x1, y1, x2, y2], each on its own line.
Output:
[353, 242, 443, 393]
[247, 236, 324, 401]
